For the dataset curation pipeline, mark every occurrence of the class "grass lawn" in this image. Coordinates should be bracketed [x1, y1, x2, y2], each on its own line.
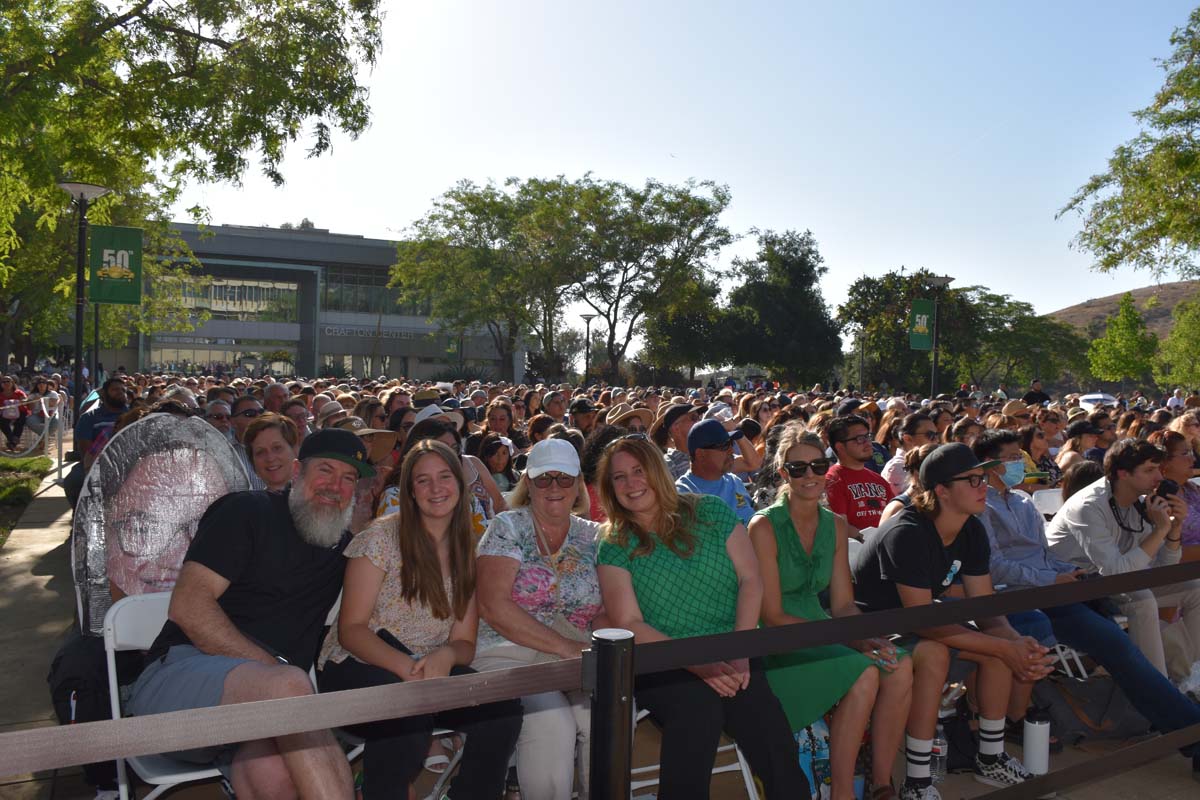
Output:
[0, 455, 53, 548]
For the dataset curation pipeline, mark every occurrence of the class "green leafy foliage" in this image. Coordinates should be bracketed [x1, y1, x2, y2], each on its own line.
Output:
[1061, 8, 1200, 277]
[2, 0, 382, 364]
[1088, 293, 1159, 382]
[722, 230, 841, 385]
[1154, 297, 1200, 387]
[838, 269, 1090, 392]
[570, 179, 733, 381]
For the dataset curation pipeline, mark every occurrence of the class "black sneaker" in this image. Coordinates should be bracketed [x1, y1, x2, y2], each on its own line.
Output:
[974, 752, 1032, 787]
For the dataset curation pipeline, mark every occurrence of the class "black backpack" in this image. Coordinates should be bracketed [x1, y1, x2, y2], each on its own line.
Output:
[46, 630, 142, 789]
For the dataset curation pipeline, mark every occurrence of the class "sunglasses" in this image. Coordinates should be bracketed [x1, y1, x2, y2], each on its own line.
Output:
[783, 459, 831, 477]
[531, 472, 577, 489]
[235, 408, 263, 418]
[207, 414, 230, 421]
[701, 440, 734, 452]
[945, 474, 987, 488]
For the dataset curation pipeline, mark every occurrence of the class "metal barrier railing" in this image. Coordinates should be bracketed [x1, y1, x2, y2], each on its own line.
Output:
[2, 558, 1199, 797]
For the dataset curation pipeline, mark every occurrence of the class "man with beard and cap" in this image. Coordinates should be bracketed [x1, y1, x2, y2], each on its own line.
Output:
[125, 429, 372, 799]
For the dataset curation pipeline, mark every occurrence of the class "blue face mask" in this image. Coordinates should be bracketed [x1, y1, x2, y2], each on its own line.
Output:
[1001, 460, 1026, 488]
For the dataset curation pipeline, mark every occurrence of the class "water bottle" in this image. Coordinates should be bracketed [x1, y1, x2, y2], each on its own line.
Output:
[930, 724, 948, 783]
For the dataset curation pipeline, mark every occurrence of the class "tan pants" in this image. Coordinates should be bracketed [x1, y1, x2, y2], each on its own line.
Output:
[1116, 578, 1200, 679]
[473, 645, 590, 800]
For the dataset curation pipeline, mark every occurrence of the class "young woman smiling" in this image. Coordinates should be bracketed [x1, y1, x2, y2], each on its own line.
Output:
[317, 440, 521, 799]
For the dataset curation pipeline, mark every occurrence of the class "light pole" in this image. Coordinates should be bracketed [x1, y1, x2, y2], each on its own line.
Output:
[928, 275, 954, 398]
[57, 181, 110, 415]
[580, 314, 596, 386]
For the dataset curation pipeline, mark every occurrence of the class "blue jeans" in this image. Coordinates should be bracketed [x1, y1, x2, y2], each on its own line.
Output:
[1012, 603, 1200, 750]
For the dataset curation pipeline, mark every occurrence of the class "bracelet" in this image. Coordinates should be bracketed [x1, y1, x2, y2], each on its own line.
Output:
[1166, 536, 1182, 543]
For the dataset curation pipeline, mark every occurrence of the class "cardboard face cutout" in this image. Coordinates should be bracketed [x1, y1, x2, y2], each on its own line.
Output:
[72, 414, 249, 634]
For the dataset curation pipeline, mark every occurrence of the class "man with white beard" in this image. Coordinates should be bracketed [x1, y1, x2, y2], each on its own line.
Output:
[126, 429, 373, 799]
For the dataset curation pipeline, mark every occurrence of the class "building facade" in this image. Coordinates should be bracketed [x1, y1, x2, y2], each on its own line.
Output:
[110, 223, 520, 380]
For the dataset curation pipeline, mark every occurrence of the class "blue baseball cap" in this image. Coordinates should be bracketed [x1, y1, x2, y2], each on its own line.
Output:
[687, 418, 743, 454]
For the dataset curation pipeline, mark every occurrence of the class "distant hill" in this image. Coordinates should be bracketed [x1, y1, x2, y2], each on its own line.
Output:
[1047, 280, 1200, 339]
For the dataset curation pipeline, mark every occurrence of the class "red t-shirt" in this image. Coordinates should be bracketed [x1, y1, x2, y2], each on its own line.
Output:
[825, 463, 894, 530]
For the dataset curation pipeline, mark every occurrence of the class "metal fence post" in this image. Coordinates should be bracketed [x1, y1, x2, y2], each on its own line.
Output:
[587, 628, 634, 800]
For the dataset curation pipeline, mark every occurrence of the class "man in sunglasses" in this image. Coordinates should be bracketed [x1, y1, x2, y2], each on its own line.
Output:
[826, 414, 895, 534]
[853, 443, 1049, 795]
[204, 399, 234, 441]
[675, 418, 753, 524]
[230, 395, 267, 490]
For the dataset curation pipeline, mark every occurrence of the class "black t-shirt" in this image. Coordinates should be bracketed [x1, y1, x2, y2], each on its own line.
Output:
[1022, 390, 1051, 405]
[850, 506, 990, 613]
[147, 489, 349, 670]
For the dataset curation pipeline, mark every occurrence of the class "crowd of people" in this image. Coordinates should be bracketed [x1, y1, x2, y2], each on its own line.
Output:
[48, 370, 1200, 800]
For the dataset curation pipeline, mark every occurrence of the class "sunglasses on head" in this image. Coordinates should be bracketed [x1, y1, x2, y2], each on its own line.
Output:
[531, 472, 577, 489]
[783, 458, 831, 477]
[606, 432, 649, 450]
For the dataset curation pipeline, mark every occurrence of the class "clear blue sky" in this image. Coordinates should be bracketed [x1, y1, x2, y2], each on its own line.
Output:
[173, 0, 1198, 326]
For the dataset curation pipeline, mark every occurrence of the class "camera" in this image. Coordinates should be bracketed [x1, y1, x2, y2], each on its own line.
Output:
[1156, 478, 1180, 499]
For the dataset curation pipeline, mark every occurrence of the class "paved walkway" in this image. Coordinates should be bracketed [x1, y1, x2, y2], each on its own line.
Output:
[0, 469, 1196, 799]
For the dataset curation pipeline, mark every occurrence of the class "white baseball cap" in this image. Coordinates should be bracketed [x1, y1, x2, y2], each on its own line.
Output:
[525, 439, 580, 478]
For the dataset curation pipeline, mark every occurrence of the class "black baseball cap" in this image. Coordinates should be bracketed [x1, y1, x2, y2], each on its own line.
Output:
[919, 443, 999, 488]
[298, 428, 375, 478]
[569, 397, 597, 414]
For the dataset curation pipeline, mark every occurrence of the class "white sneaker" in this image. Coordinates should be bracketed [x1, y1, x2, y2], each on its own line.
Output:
[93, 791, 120, 800]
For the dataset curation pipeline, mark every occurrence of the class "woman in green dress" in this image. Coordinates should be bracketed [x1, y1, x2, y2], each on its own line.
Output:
[749, 424, 913, 800]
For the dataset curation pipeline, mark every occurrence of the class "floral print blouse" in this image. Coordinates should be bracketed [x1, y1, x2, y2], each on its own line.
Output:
[475, 506, 602, 653]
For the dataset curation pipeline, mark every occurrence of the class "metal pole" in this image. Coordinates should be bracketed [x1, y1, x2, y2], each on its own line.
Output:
[930, 293, 939, 398]
[73, 197, 87, 416]
[93, 304, 100, 390]
[587, 628, 634, 800]
[583, 317, 593, 386]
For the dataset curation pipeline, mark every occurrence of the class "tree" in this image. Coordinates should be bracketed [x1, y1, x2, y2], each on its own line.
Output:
[1060, 8, 1200, 277]
[392, 182, 531, 382]
[640, 275, 727, 380]
[1154, 298, 1200, 388]
[947, 290, 1089, 389]
[837, 268, 973, 392]
[1089, 293, 1159, 383]
[3, 0, 382, 251]
[3, 1, 381, 363]
[723, 230, 841, 385]
[571, 179, 733, 380]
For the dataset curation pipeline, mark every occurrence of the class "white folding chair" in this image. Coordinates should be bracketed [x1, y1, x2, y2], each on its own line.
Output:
[630, 708, 760, 799]
[104, 592, 223, 800]
[1031, 489, 1063, 521]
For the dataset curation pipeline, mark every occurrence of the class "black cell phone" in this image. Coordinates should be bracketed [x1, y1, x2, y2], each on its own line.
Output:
[1157, 478, 1180, 499]
[1077, 571, 1102, 581]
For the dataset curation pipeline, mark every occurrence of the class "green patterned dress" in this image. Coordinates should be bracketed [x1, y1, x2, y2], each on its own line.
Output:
[758, 496, 874, 729]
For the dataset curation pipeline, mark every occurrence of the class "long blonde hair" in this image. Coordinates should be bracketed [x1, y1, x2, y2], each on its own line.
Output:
[393, 440, 475, 620]
[597, 437, 698, 557]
